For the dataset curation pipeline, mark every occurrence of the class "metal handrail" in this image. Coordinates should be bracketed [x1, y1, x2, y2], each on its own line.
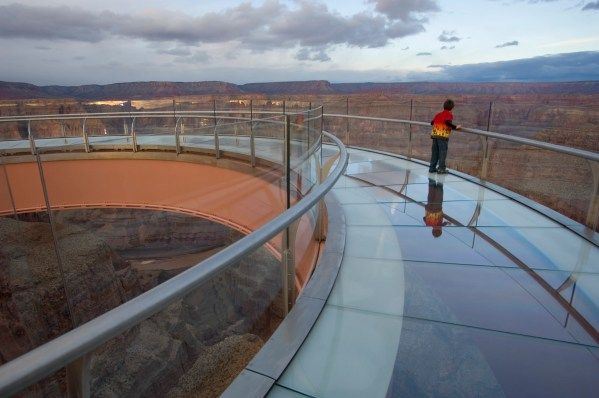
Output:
[0, 129, 346, 397]
[5, 110, 596, 162]
[323, 113, 599, 163]
[0, 108, 311, 123]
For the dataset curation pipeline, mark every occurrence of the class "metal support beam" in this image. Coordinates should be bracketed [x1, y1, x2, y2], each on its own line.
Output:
[29, 127, 76, 328]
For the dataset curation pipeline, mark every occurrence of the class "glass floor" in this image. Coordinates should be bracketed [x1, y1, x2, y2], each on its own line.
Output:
[268, 148, 599, 398]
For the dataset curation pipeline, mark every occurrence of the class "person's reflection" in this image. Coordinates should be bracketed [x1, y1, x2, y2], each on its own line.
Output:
[423, 178, 449, 237]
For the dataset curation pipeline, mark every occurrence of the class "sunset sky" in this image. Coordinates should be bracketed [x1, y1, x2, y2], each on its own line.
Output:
[0, 0, 598, 85]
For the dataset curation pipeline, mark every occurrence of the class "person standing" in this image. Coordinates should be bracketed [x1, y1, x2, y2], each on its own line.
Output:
[429, 99, 461, 174]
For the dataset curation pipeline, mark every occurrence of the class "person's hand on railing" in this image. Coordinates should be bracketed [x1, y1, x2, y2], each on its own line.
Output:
[455, 124, 462, 131]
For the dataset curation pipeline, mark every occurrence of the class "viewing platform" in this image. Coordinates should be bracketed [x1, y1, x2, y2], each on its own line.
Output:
[233, 146, 599, 398]
[0, 107, 597, 397]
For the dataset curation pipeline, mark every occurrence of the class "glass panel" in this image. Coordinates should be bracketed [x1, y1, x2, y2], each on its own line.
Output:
[486, 139, 595, 227]
[133, 116, 176, 147]
[0, 154, 75, 368]
[88, 239, 284, 397]
[86, 116, 133, 148]
[29, 118, 85, 151]
[276, 305, 402, 398]
[0, 119, 29, 142]
[386, 317, 599, 398]
[178, 116, 216, 151]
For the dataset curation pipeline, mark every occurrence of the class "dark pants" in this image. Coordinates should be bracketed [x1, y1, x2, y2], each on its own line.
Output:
[429, 138, 448, 171]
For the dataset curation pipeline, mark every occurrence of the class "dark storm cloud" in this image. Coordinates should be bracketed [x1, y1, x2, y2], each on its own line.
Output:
[413, 51, 599, 81]
[0, 1, 440, 61]
[582, 2, 599, 10]
[496, 40, 519, 48]
[438, 31, 461, 43]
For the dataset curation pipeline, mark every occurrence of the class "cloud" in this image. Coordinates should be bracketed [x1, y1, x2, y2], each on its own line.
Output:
[174, 51, 211, 64]
[495, 40, 519, 48]
[428, 64, 450, 68]
[367, 0, 440, 21]
[401, 46, 410, 50]
[0, 1, 440, 61]
[296, 47, 331, 62]
[441, 45, 455, 50]
[411, 51, 599, 81]
[417, 52, 432, 56]
[158, 47, 192, 57]
[0, 3, 111, 42]
[582, 2, 599, 10]
[438, 30, 461, 43]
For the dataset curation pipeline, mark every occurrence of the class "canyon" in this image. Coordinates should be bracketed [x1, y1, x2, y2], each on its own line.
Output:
[0, 209, 282, 397]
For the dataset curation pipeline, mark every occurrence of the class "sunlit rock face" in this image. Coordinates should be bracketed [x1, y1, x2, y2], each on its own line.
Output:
[0, 209, 282, 397]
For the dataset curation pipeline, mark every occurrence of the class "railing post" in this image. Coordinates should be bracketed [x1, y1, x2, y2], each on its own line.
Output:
[316, 106, 326, 242]
[486, 101, 494, 132]
[131, 117, 137, 152]
[82, 118, 90, 153]
[345, 97, 350, 146]
[27, 120, 35, 155]
[250, 100, 255, 167]
[307, 102, 312, 150]
[175, 117, 181, 155]
[285, 115, 291, 210]
[480, 136, 490, 180]
[479, 103, 494, 180]
[173, 100, 180, 154]
[66, 354, 91, 398]
[213, 99, 220, 159]
[282, 114, 295, 314]
[586, 161, 599, 230]
[408, 99, 413, 159]
[283, 100, 286, 115]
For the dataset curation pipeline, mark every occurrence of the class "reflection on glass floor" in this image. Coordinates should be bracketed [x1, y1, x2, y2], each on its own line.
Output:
[269, 148, 599, 398]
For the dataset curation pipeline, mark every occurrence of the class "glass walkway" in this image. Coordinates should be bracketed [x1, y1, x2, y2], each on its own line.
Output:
[245, 147, 599, 398]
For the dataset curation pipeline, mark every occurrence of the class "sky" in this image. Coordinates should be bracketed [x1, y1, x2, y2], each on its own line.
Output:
[0, 0, 598, 85]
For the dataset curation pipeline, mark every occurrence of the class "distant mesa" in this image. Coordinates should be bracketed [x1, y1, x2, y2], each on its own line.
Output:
[1, 79, 599, 100]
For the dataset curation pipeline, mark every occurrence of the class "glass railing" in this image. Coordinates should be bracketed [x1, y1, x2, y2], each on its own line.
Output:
[0, 107, 348, 397]
[322, 112, 599, 232]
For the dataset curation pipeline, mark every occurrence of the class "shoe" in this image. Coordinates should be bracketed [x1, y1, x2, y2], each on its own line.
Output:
[428, 169, 437, 173]
[437, 169, 448, 174]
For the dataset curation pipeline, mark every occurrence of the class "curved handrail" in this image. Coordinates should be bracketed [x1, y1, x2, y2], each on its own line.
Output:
[4, 110, 596, 161]
[0, 129, 347, 397]
[323, 113, 599, 162]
